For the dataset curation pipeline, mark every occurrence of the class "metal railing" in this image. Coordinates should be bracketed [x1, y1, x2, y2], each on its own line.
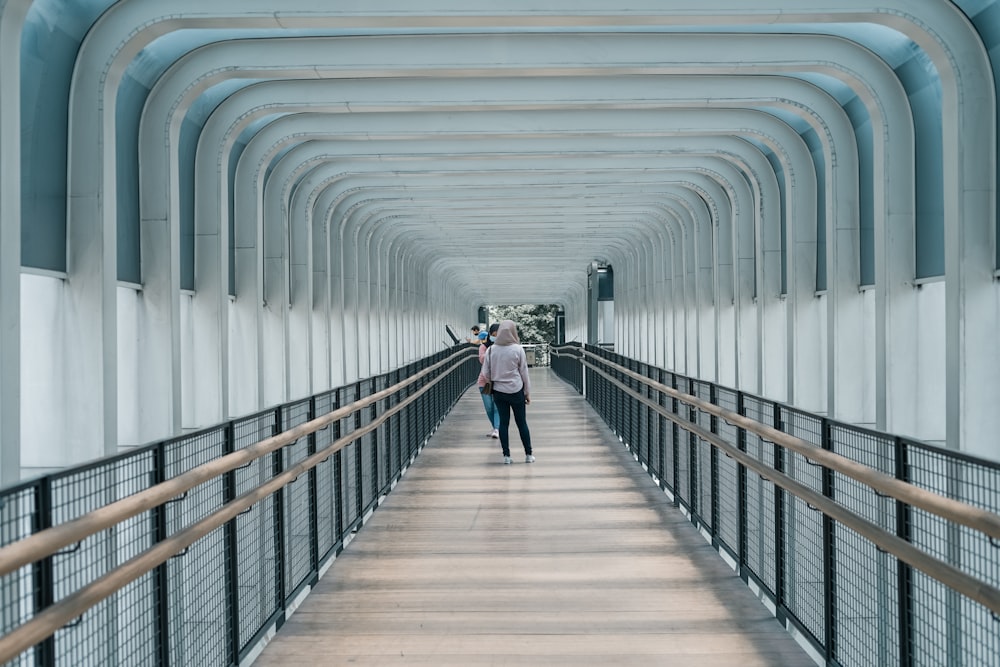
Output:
[0, 346, 479, 666]
[551, 343, 1000, 667]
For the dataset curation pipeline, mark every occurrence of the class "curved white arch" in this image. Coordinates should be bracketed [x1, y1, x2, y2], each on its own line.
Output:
[6, 0, 991, 470]
[158, 31, 908, 422]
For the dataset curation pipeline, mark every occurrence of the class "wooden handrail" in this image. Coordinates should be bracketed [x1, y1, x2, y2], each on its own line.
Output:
[584, 358, 1000, 616]
[582, 350, 1000, 541]
[0, 352, 473, 664]
[0, 347, 474, 579]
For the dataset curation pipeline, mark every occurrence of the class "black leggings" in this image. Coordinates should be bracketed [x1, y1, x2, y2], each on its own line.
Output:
[492, 388, 532, 456]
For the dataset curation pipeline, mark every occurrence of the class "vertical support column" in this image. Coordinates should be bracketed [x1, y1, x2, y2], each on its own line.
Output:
[587, 261, 599, 345]
[0, 1, 26, 483]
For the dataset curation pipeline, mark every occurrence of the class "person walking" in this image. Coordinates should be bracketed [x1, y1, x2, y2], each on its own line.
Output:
[477, 324, 500, 438]
[481, 319, 534, 464]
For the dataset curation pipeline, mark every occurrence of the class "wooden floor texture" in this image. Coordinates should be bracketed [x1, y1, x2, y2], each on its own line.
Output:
[252, 368, 816, 666]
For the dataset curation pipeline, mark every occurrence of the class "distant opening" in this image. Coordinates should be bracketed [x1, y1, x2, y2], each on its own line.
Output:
[485, 304, 558, 344]
[486, 304, 559, 367]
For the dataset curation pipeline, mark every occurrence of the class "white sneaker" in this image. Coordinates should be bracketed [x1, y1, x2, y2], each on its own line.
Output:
[525, 455, 535, 463]
[490, 429, 499, 438]
[503, 456, 512, 465]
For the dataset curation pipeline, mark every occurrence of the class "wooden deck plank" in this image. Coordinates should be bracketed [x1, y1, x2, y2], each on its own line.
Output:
[252, 369, 816, 666]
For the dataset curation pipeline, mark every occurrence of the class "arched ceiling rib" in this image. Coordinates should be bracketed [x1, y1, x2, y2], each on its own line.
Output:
[5, 3, 996, 455]
[14, 0, 993, 299]
[126, 28, 892, 308]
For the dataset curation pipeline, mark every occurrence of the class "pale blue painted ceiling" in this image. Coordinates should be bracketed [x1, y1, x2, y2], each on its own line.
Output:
[16, 1, 999, 288]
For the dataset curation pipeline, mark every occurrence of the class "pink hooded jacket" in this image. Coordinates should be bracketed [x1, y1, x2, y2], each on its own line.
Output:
[480, 320, 531, 397]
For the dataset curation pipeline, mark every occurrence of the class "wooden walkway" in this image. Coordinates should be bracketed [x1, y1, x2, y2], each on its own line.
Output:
[252, 369, 815, 666]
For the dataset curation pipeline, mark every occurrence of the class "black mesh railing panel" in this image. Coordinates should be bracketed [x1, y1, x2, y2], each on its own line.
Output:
[314, 453, 337, 562]
[233, 412, 277, 454]
[905, 443, 1000, 667]
[714, 387, 740, 554]
[742, 396, 777, 593]
[698, 437, 713, 530]
[343, 442, 360, 529]
[359, 381, 376, 514]
[741, 396, 774, 466]
[555, 347, 1000, 666]
[340, 385, 360, 528]
[0, 348, 475, 667]
[282, 399, 314, 599]
[231, 416, 280, 652]
[830, 426, 896, 523]
[694, 382, 713, 529]
[361, 427, 376, 512]
[115, 570, 159, 666]
[0, 484, 39, 664]
[167, 527, 228, 666]
[163, 430, 229, 666]
[313, 391, 338, 560]
[376, 377, 390, 493]
[744, 465, 777, 593]
[675, 423, 691, 508]
[783, 493, 826, 644]
[909, 568, 1000, 667]
[164, 429, 227, 525]
[235, 491, 278, 650]
[649, 410, 662, 481]
[781, 408, 827, 643]
[716, 441, 740, 557]
[389, 374, 403, 483]
[906, 444, 1000, 589]
[834, 524, 901, 667]
[47, 451, 157, 666]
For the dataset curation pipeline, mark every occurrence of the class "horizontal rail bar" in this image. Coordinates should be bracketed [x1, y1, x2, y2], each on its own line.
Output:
[0, 353, 472, 664]
[583, 357, 1000, 617]
[0, 347, 474, 579]
[582, 350, 1000, 541]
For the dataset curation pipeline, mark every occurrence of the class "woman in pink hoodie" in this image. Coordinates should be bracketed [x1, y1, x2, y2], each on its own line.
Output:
[481, 320, 534, 464]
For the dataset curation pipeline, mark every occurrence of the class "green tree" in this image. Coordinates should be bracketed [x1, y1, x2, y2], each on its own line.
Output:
[487, 304, 557, 343]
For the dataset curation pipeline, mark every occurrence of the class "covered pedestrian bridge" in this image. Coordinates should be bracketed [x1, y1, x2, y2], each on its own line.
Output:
[1, 2, 1000, 665]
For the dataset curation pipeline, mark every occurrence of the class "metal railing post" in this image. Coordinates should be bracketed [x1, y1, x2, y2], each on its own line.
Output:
[307, 398, 319, 577]
[821, 418, 836, 664]
[710, 384, 720, 543]
[33, 479, 55, 667]
[369, 381, 380, 497]
[737, 392, 748, 573]
[333, 393, 344, 545]
[671, 373, 680, 505]
[688, 378, 698, 517]
[220, 424, 243, 665]
[895, 436, 914, 667]
[272, 407, 287, 613]
[773, 402, 786, 617]
[354, 382, 364, 520]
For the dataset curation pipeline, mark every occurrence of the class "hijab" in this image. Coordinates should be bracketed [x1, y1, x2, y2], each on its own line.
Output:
[484, 323, 500, 348]
[494, 319, 520, 346]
